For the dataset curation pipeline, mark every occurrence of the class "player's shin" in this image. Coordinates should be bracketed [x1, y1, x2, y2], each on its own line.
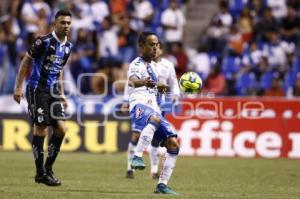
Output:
[32, 135, 45, 175]
[150, 145, 160, 174]
[134, 123, 158, 157]
[158, 148, 179, 185]
[44, 134, 64, 170]
[127, 141, 137, 171]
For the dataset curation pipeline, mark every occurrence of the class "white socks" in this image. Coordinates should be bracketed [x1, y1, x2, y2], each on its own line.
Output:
[150, 145, 160, 174]
[127, 142, 136, 171]
[134, 123, 157, 157]
[158, 152, 178, 185]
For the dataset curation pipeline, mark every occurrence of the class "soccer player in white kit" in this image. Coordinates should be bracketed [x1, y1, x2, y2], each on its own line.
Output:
[127, 31, 180, 195]
[123, 41, 180, 180]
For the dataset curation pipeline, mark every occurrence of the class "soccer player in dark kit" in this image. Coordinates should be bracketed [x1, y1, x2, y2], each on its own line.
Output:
[13, 10, 73, 186]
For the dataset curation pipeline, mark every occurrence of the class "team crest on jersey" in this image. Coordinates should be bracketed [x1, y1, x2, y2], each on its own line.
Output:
[65, 46, 70, 54]
[37, 108, 44, 114]
[131, 67, 139, 73]
[135, 108, 144, 118]
[35, 39, 42, 46]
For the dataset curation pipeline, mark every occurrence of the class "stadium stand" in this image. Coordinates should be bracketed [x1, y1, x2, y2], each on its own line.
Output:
[0, 0, 299, 113]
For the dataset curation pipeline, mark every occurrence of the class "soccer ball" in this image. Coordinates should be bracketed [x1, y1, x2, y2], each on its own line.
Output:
[179, 72, 202, 94]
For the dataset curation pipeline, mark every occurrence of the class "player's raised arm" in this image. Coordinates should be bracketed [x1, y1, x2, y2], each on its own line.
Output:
[13, 54, 32, 104]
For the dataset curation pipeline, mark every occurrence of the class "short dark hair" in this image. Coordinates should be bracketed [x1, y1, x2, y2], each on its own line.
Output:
[138, 31, 156, 45]
[55, 10, 72, 19]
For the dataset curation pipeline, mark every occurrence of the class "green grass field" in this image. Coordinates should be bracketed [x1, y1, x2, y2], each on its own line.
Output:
[0, 151, 299, 199]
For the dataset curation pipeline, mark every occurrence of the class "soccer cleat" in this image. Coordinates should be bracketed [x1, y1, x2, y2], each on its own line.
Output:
[151, 173, 159, 179]
[44, 169, 62, 186]
[154, 183, 179, 195]
[126, 170, 135, 179]
[35, 173, 61, 186]
[131, 156, 146, 170]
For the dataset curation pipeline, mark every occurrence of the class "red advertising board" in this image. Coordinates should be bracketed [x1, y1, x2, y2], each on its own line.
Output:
[178, 97, 300, 119]
[166, 97, 300, 158]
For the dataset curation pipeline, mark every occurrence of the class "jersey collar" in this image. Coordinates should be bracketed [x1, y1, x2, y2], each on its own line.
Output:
[52, 31, 67, 45]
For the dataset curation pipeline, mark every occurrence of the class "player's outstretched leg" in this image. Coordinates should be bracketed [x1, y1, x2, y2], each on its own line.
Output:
[33, 125, 60, 186]
[32, 135, 51, 185]
[154, 137, 179, 195]
[44, 122, 66, 186]
[150, 140, 160, 179]
[126, 132, 140, 178]
[126, 141, 137, 178]
[131, 116, 160, 170]
[44, 134, 64, 186]
[32, 135, 45, 178]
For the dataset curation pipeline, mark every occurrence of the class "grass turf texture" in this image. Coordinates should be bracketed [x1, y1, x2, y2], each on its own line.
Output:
[0, 151, 299, 199]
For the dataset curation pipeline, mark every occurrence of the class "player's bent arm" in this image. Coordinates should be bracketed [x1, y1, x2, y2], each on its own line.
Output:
[128, 75, 155, 88]
[13, 53, 32, 103]
[59, 70, 68, 108]
[120, 80, 130, 113]
[128, 75, 146, 88]
[123, 79, 129, 101]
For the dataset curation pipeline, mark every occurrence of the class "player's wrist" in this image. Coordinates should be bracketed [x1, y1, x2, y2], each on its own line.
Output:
[14, 86, 22, 92]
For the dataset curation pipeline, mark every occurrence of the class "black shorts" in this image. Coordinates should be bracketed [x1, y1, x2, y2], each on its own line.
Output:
[26, 86, 65, 127]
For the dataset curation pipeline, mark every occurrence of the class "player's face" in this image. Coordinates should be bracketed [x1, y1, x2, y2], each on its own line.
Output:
[141, 35, 159, 60]
[55, 16, 72, 37]
[155, 44, 163, 60]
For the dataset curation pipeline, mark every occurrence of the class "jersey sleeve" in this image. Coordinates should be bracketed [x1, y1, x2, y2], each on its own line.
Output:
[128, 61, 143, 79]
[27, 37, 45, 59]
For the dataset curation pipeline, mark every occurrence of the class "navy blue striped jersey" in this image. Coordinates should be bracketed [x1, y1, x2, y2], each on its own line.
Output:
[27, 31, 73, 90]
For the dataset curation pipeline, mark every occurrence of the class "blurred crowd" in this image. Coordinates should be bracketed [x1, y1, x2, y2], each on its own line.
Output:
[196, 0, 300, 97]
[0, 0, 188, 96]
[0, 0, 299, 97]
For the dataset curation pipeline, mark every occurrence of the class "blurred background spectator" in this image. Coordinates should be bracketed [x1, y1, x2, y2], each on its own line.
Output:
[0, 0, 298, 99]
[203, 65, 227, 95]
[161, 0, 186, 47]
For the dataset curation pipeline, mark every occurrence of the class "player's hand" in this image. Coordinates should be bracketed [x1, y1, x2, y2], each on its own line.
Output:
[13, 88, 23, 104]
[157, 82, 169, 93]
[120, 103, 129, 113]
[144, 77, 156, 88]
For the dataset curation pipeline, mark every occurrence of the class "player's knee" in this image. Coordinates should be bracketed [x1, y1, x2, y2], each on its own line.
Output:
[148, 115, 161, 126]
[59, 126, 67, 135]
[55, 127, 66, 138]
[53, 122, 67, 137]
[166, 137, 180, 155]
[167, 147, 180, 155]
[33, 125, 48, 136]
[131, 132, 140, 145]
